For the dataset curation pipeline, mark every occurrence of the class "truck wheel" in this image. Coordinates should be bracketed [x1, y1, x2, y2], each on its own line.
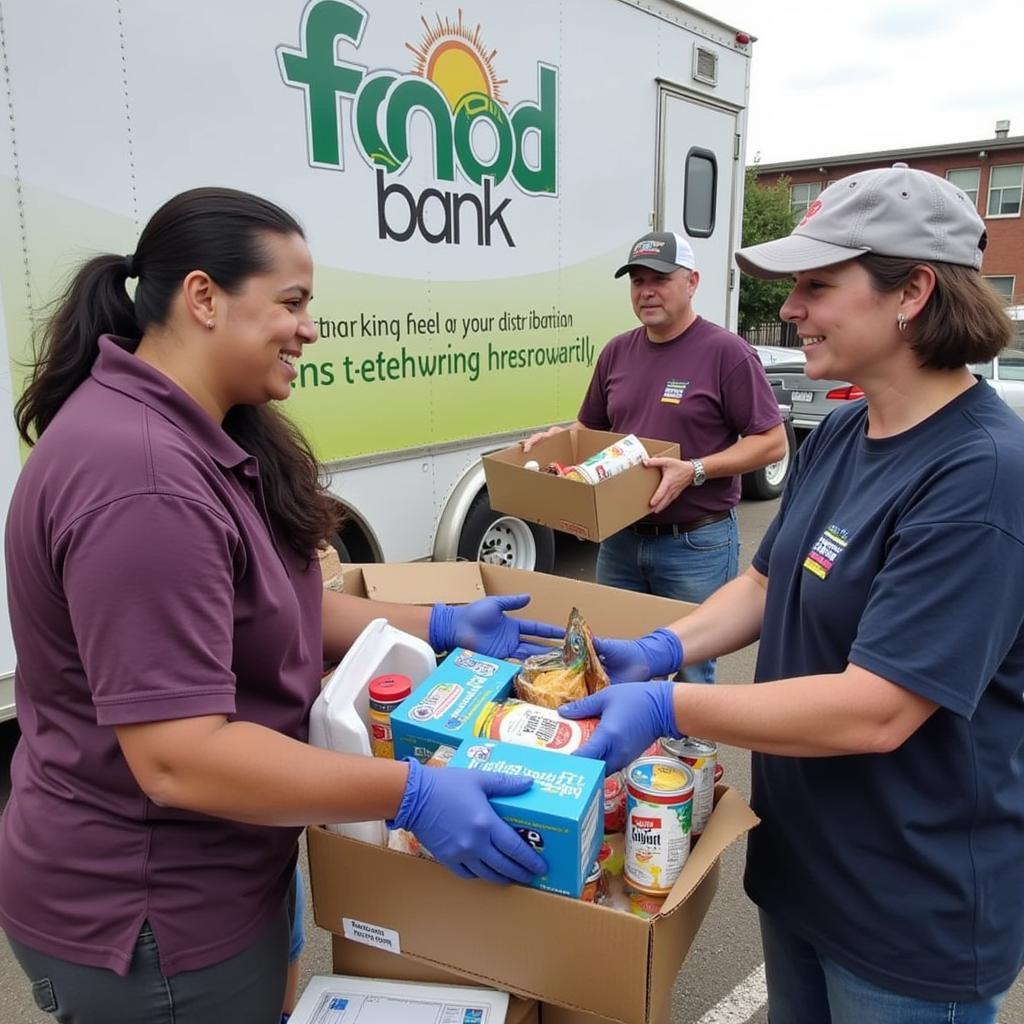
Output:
[741, 418, 796, 501]
[457, 491, 555, 573]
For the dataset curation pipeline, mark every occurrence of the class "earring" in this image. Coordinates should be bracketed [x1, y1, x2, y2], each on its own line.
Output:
[206, 319, 215, 330]
[896, 312, 908, 333]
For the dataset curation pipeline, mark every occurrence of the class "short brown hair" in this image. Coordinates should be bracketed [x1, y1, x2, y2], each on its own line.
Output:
[858, 254, 1011, 369]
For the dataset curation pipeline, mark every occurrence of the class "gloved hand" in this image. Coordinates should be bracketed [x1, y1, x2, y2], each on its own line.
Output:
[593, 628, 683, 682]
[390, 758, 548, 884]
[429, 594, 563, 660]
[560, 681, 681, 773]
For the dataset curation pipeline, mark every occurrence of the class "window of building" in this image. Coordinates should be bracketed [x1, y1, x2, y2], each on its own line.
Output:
[999, 348, 1024, 378]
[987, 164, 1023, 217]
[790, 182, 822, 217]
[984, 276, 1015, 303]
[946, 167, 980, 205]
[683, 148, 717, 238]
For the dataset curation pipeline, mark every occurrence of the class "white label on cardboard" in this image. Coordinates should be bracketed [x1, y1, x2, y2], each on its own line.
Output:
[342, 917, 402, 954]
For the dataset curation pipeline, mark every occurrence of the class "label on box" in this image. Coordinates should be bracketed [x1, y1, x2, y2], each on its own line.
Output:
[558, 519, 592, 540]
[342, 917, 401, 954]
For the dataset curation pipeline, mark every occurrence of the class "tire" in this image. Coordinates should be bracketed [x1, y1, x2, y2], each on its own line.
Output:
[741, 418, 796, 501]
[457, 490, 556, 573]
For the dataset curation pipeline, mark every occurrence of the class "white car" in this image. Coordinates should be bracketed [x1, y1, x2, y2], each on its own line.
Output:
[970, 349, 1024, 418]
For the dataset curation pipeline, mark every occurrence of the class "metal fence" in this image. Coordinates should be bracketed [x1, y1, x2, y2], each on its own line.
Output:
[741, 320, 799, 347]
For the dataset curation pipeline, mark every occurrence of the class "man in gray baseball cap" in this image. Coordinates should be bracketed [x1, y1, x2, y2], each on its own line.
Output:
[523, 227, 787, 683]
[735, 162, 987, 278]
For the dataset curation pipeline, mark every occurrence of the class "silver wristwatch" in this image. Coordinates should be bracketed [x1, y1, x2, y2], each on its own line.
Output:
[689, 458, 706, 486]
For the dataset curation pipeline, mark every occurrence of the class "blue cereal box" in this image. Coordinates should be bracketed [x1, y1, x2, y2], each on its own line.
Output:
[390, 649, 518, 763]
[449, 739, 604, 898]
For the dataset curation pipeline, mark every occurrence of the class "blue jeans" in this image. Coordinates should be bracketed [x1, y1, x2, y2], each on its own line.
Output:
[760, 910, 1007, 1024]
[596, 510, 739, 682]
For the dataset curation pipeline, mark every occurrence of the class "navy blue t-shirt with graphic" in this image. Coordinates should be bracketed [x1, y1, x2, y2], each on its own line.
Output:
[748, 380, 1024, 1002]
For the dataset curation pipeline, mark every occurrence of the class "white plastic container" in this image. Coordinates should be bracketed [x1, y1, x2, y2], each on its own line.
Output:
[309, 619, 436, 843]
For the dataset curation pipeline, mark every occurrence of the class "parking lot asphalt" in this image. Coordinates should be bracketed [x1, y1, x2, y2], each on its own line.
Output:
[1, 499, 1022, 1022]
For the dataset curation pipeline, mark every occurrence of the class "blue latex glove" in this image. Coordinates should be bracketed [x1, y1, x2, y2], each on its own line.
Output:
[429, 594, 563, 660]
[390, 758, 548, 884]
[560, 681, 681, 773]
[592, 628, 683, 682]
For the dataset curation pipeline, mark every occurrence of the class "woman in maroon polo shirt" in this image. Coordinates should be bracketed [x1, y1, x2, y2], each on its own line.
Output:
[0, 188, 549, 1024]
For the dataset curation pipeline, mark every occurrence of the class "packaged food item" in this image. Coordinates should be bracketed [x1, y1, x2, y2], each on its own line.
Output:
[516, 607, 609, 708]
[660, 736, 718, 838]
[474, 699, 598, 753]
[603, 770, 626, 833]
[561, 434, 650, 485]
[580, 860, 607, 903]
[423, 744, 458, 768]
[599, 833, 625, 877]
[624, 756, 694, 896]
[368, 673, 413, 759]
[626, 887, 667, 920]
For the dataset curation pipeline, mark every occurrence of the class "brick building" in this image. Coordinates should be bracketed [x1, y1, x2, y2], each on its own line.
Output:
[754, 121, 1024, 341]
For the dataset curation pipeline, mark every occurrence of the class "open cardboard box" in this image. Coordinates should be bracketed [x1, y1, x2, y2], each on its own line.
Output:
[308, 562, 758, 1024]
[482, 428, 680, 542]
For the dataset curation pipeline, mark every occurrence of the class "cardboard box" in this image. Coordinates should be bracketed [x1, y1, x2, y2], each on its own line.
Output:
[390, 648, 518, 762]
[309, 562, 757, 1024]
[482, 429, 681, 542]
[449, 738, 605, 897]
[330, 938, 539, 1024]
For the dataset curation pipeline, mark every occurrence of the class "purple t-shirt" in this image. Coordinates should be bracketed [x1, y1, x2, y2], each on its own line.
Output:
[0, 337, 324, 976]
[577, 318, 782, 524]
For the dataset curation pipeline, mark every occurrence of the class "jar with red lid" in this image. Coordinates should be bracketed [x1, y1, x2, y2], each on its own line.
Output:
[368, 674, 412, 759]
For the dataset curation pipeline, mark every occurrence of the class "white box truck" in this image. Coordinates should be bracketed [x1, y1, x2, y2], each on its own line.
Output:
[0, 0, 760, 721]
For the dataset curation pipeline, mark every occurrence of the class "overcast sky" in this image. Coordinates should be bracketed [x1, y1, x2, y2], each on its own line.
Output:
[709, 0, 1022, 165]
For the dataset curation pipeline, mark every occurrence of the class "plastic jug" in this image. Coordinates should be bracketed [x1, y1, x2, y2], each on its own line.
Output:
[309, 618, 436, 843]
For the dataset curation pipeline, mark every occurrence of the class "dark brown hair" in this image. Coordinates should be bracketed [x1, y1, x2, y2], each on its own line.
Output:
[14, 187, 339, 557]
[858, 253, 1011, 369]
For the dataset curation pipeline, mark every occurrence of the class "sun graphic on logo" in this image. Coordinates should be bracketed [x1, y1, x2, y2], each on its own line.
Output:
[406, 10, 507, 111]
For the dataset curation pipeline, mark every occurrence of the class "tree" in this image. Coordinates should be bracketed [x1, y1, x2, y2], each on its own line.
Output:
[738, 166, 796, 338]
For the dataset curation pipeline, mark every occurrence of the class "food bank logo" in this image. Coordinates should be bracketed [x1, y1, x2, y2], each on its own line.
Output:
[278, 1, 558, 247]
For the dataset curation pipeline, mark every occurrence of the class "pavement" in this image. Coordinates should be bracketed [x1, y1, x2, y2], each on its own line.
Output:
[1, 499, 1022, 1022]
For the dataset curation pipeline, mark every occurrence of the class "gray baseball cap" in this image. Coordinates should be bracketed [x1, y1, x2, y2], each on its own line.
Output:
[735, 163, 988, 280]
[614, 231, 696, 278]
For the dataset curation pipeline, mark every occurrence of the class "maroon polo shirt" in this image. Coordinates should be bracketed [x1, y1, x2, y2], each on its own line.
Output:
[578, 318, 782, 524]
[0, 336, 324, 975]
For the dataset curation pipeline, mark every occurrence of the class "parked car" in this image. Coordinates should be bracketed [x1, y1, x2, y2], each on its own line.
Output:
[737, 346, 800, 501]
[758, 346, 1024, 445]
[753, 344, 806, 367]
[970, 348, 1024, 418]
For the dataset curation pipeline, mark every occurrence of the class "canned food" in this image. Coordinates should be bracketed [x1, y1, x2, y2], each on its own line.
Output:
[367, 673, 413, 759]
[568, 435, 648, 485]
[603, 770, 626, 833]
[474, 699, 598, 754]
[580, 860, 605, 903]
[624, 756, 694, 895]
[660, 736, 718, 838]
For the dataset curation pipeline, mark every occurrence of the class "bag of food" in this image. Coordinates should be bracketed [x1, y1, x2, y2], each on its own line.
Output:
[515, 607, 609, 708]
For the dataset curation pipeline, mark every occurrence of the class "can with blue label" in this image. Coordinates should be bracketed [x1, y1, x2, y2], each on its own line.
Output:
[624, 756, 694, 895]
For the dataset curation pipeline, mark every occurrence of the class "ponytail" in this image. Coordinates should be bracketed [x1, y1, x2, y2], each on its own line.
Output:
[15, 254, 139, 445]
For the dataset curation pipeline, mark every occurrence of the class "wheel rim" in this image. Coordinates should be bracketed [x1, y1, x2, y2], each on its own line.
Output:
[763, 448, 791, 488]
[475, 516, 537, 569]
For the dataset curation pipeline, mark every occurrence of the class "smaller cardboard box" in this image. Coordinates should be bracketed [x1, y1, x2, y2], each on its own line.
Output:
[390, 648, 518, 762]
[482, 429, 681, 542]
[449, 738, 605, 897]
